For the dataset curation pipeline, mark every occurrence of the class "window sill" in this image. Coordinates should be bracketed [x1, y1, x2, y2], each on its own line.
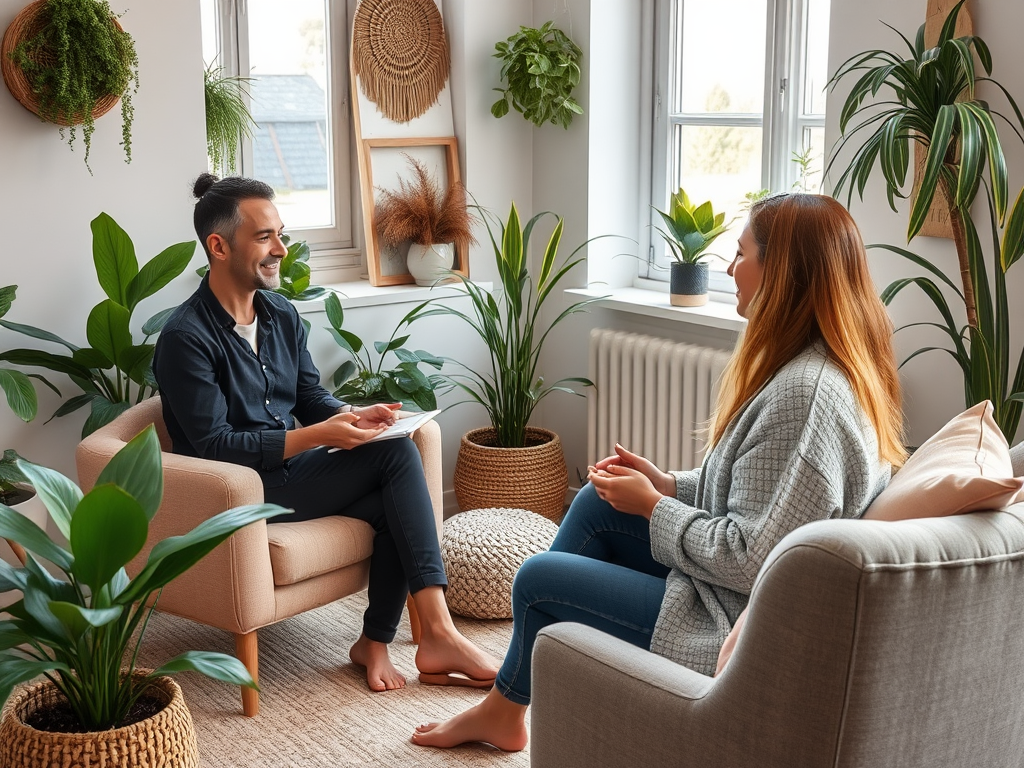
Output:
[566, 285, 746, 333]
[293, 278, 492, 314]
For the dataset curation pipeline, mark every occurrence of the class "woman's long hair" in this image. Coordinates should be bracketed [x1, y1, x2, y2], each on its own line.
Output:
[709, 194, 907, 467]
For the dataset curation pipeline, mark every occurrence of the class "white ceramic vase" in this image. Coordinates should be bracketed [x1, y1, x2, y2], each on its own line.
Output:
[407, 243, 454, 286]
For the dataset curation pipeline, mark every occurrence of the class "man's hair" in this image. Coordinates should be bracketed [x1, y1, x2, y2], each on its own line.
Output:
[192, 173, 275, 259]
[708, 193, 907, 468]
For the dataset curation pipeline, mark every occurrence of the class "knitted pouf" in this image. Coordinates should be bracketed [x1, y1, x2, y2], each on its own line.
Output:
[442, 508, 559, 619]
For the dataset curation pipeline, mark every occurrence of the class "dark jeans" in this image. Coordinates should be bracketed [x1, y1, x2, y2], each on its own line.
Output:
[263, 439, 446, 644]
[493, 483, 670, 705]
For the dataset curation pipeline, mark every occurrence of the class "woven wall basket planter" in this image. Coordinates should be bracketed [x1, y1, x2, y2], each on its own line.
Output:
[1, 0, 123, 124]
[0, 675, 199, 768]
[453, 427, 568, 522]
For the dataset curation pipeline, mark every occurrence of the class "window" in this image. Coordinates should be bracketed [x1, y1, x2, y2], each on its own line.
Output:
[202, 0, 357, 263]
[645, 0, 831, 290]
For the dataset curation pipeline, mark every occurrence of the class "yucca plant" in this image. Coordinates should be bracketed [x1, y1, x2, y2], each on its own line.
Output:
[653, 187, 732, 264]
[827, 0, 1024, 438]
[0, 426, 286, 731]
[411, 203, 599, 447]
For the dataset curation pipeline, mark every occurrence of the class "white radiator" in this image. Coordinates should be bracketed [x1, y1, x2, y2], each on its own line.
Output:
[587, 329, 733, 470]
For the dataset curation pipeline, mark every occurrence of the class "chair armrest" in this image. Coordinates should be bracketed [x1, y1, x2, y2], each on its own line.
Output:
[531, 623, 716, 768]
[410, 419, 443, 538]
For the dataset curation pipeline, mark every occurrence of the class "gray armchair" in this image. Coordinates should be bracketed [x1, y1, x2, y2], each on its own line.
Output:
[531, 505, 1024, 768]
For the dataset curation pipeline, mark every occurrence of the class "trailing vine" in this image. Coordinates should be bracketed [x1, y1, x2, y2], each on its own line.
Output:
[12, 0, 139, 169]
[204, 64, 256, 175]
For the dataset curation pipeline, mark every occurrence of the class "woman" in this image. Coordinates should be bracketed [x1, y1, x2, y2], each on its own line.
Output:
[411, 193, 906, 750]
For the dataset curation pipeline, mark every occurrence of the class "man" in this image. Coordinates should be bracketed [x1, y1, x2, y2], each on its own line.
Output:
[154, 174, 497, 692]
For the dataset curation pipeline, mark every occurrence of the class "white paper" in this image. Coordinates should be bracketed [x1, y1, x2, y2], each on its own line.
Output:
[327, 410, 441, 452]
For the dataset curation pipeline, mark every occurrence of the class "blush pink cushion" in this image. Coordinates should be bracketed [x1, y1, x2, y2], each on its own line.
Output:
[863, 401, 1024, 521]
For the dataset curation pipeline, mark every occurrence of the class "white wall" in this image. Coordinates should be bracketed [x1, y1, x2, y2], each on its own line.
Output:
[826, 0, 1024, 447]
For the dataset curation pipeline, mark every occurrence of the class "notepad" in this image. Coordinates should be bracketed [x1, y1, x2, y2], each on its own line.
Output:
[327, 410, 441, 452]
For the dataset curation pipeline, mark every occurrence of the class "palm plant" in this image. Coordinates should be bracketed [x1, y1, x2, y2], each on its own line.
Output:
[827, 0, 1024, 437]
[412, 203, 599, 448]
[0, 426, 285, 730]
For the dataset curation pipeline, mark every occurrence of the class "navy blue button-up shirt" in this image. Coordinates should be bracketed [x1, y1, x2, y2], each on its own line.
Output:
[153, 276, 346, 487]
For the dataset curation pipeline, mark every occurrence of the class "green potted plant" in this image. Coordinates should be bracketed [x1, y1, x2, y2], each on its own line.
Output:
[0, 214, 197, 437]
[491, 21, 584, 129]
[1, 0, 140, 170]
[204, 64, 257, 176]
[827, 0, 1024, 438]
[323, 293, 450, 411]
[373, 155, 477, 286]
[411, 203, 599, 521]
[0, 426, 285, 765]
[653, 187, 732, 307]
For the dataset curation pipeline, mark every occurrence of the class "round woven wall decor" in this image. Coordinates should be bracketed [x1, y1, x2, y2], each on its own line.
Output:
[352, 0, 450, 124]
[1, 0, 122, 125]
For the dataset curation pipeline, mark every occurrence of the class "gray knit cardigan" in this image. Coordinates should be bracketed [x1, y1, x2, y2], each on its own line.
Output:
[648, 341, 891, 674]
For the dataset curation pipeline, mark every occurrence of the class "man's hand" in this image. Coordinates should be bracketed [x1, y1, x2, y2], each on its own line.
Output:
[594, 443, 676, 496]
[351, 403, 401, 430]
[319, 411, 388, 450]
[587, 464, 665, 519]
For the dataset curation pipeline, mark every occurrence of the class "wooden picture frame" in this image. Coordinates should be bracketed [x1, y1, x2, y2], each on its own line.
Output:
[358, 136, 469, 286]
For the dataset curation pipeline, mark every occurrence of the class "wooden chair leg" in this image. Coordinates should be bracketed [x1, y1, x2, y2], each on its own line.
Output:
[4, 539, 27, 566]
[407, 595, 421, 644]
[235, 631, 259, 717]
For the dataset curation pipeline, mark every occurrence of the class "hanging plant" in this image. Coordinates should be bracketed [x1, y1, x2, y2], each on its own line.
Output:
[1, 0, 139, 170]
[491, 21, 583, 129]
[204, 64, 256, 176]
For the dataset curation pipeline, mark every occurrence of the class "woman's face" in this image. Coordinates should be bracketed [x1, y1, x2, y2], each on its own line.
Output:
[727, 222, 764, 318]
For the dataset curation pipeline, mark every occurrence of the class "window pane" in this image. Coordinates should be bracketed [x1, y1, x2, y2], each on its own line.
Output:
[803, 0, 831, 116]
[200, 0, 219, 66]
[677, 0, 767, 115]
[796, 126, 826, 192]
[662, 124, 763, 272]
[247, 0, 333, 230]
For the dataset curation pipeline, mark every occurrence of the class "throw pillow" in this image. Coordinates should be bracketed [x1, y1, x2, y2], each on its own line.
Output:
[863, 400, 1023, 522]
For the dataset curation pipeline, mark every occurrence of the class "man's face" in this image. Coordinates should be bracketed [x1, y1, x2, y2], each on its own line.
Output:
[219, 198, 287, 292]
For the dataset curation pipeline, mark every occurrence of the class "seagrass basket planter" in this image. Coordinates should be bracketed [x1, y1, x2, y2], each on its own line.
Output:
[453, 427, 568, 522]
[1, 0, 123, 124]
[0, 674, 199, 768]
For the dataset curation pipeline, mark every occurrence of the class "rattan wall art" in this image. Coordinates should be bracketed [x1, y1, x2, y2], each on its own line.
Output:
[352, 0, 450, 124]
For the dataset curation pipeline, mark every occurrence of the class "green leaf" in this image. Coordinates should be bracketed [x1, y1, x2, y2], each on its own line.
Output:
[48, 602, 123, 639]
[1001, 185, 1024, 271]
[49, 393, 97, 422]
[122, 345, 156, 385]
[0, 285, 14, 319]
[908, 104, 955, 240]
[142, 306, 177, 336]
[0, 349, 90, 379]
[0, 656, 72, 707]
[0, 369, 37, 422]
[126, 241, 197, 311]
[15, 459, 81, 542]
[0, 620, 32, 651]
[324, 292, 344, 330]
[73, 347, 114, 370]
[491, 97, 510, 119]
[95, 424, 163, 521]
[151, 651, 258, 689]
[374, 335, 410, 355]
[331, 360, 357, 389]
[82, 398, 132, 438]
[91, 213, 139, 307]
[86, 300, 133, 369]
[0, 504, 73, 570]
[0, 319, 79, 352]
[0, 559, 27, 593]
[70, 485, 148, 591]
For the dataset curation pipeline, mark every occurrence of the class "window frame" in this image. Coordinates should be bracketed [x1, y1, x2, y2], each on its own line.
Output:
[204, 0, 359, 263]
[644, 0, 827, 291]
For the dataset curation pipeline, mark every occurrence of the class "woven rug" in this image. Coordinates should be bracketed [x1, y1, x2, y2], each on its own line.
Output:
[137, 593, 528, 767]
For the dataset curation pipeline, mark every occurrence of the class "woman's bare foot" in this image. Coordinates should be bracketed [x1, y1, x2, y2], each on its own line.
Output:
[415, 627, 500, 684]
[411, 689, 528, 751]
[349, 634, 406, 692]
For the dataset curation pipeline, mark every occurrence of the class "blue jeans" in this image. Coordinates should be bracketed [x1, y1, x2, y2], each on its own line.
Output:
[493, 483, 670, 705]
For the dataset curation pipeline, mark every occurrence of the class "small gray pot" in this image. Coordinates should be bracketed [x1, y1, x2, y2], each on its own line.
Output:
[670, 261, 709, 307]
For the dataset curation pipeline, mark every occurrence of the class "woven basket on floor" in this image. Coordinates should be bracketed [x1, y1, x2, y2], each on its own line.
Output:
[442, 507, 559, 619]
[453, 427, 568, 522]
[1, 0, 123, 124]
[0, 674, 199, 768]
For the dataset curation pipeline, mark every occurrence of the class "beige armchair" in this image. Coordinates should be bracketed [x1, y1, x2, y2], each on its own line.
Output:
[530, 505, 1024, 768]
[76, 396, 442, 717]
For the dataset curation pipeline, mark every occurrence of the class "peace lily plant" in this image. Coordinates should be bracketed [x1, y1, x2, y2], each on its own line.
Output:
[827, 0, 1024, 437]
[0, 426, 285, 731]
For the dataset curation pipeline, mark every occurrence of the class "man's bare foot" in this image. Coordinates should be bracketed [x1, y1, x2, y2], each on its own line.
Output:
[410, 689, 528, 751]
[415, 627, 500, 684]
[349, 634, 406, 692]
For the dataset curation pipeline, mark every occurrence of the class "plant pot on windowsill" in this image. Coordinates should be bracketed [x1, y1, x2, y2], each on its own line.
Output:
[407, 242, 457, 286]
[670, 261, 710, 307]
[453, 427, 568, 523]
[0, 673, 199, 768]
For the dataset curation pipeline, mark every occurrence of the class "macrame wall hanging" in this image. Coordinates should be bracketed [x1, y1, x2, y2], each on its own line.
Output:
[352, 0, 450, 124]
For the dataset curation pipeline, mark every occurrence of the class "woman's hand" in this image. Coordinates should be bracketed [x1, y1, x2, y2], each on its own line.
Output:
[594, 443, 676, 497]
[587, 464, 665, 519]
[319, 411, 387, 450]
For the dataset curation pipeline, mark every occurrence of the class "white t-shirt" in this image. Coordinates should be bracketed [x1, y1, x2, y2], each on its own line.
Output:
[234, 318, 258, 354]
